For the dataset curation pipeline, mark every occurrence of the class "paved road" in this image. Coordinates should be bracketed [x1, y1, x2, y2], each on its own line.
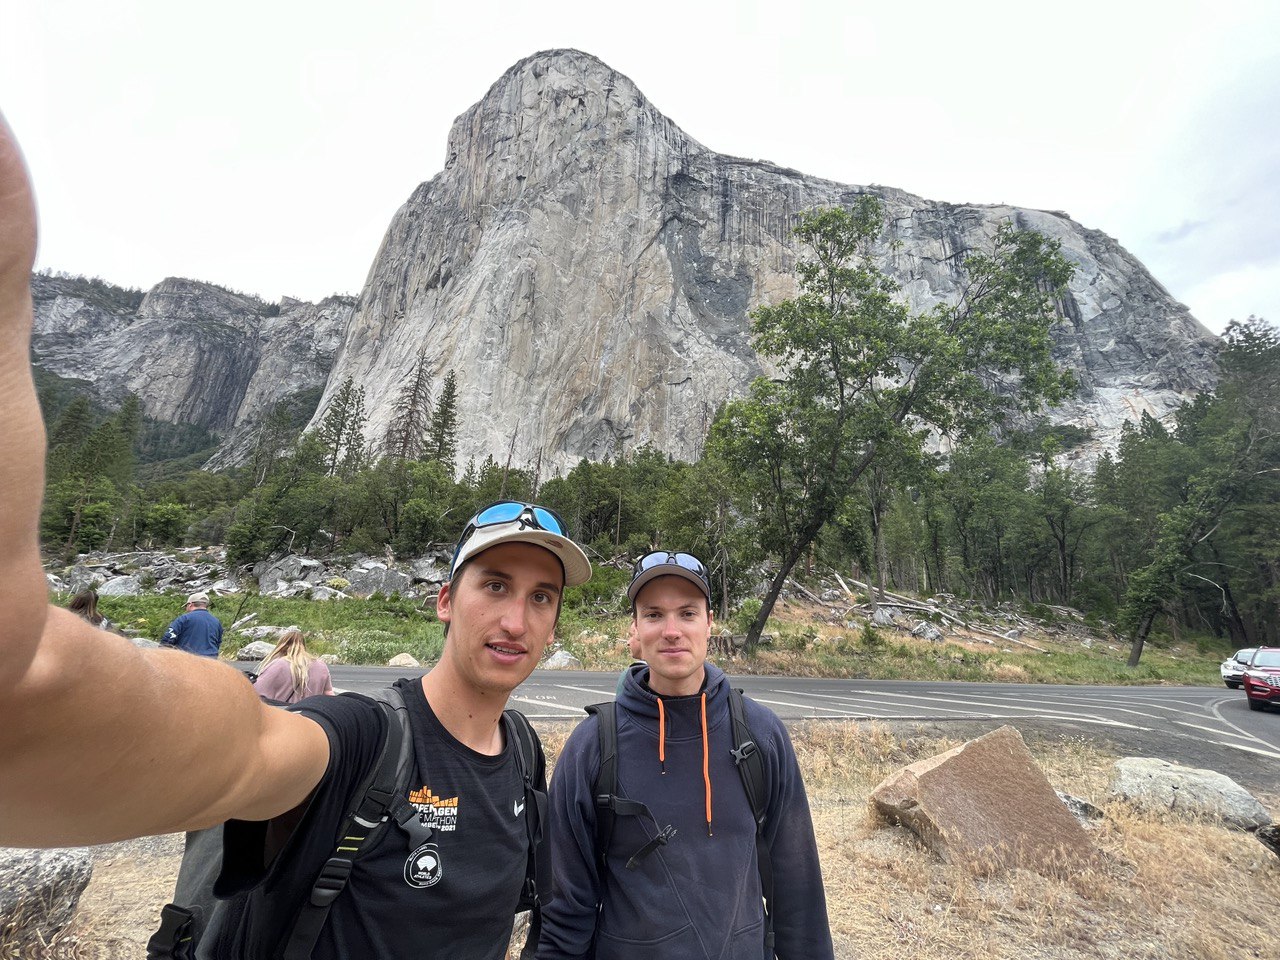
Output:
[329, 667, 1280, 791]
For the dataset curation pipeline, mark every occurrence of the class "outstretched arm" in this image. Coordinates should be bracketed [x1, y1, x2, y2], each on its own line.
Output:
[0, 113, 329, 848]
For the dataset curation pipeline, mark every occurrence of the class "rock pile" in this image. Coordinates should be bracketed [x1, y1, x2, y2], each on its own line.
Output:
[44, 545, 455, 603]
[44, 547, 236, 598]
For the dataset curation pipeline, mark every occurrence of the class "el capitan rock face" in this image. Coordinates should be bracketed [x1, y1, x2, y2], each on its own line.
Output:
[33, 50, 1218, 473]
[312, 49, 1218, 474]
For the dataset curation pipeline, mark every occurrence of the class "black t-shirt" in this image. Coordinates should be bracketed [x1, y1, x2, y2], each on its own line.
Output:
[217, 678, 533, 959]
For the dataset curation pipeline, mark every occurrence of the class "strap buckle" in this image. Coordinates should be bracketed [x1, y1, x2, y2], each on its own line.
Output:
[310, 857, 354, 907]
[730, 740, 757, 765]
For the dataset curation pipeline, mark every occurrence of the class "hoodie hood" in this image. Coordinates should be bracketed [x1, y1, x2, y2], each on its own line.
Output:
[616, 660, 731, 728]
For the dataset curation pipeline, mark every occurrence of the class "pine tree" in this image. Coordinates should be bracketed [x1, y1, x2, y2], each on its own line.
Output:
[383, 350, 433, 462]
[315, 378, 368, 477]
[426, 370, 460, 476]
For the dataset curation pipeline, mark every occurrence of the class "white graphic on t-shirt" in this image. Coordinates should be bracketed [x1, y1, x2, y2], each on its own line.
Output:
[408, 785, 459, 832]
[514, 798, 525, 817]
[404, 841, 443, 889]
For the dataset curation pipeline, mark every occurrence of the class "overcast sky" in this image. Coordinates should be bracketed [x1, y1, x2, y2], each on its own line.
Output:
[2, 0, 1276, 333]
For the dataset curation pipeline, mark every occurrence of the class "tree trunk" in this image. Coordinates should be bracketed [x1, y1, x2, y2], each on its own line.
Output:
[1127, 610, 1157, 667]
[873, 512, 888, 606]
[746, 537, 812, 650]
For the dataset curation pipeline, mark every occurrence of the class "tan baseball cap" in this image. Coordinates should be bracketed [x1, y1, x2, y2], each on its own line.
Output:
[450, 501, 592, 587]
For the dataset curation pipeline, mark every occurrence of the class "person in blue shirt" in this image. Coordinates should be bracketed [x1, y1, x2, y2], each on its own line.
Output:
[160, 591, 224, 657]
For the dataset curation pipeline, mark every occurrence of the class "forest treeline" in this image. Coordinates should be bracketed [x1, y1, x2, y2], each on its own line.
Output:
[37, 203, 1279, 662]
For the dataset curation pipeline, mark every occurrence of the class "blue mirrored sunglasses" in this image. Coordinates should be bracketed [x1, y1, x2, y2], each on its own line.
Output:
[451, 501, 568, 571]
[630, 551, 710, 589]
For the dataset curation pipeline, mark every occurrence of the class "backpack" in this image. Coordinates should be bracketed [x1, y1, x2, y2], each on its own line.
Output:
[146, 686, 547, 960]
[585, 687, 775, 955]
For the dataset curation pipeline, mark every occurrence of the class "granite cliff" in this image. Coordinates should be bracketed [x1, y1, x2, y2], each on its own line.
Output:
[30, 273, 352, 466]
[32, 50, 1219, 474]
[313, 49, 1218, 473]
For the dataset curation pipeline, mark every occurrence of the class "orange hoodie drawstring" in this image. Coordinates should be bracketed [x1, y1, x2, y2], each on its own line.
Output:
[657, 696, 666, 774]
[700, 692, 712, 836]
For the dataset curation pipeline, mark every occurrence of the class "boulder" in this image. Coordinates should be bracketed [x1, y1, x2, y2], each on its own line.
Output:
[208, 577, 241, 594]
[46, 572, 67, 592]
[1108, 757, 1272, 829]
[0, 847, 93, 950]
[236, 640, 278, 661]
[410, 558, 447, 583]
[382, 570, 412, 595]
[872, 608, 898, 627]
[345, 566, 411, 598]
[131, 637, 162, 650]
[98, 575, 142, 597]
[310, 585, 348, 601]
[544, 650, 584, 670]
[257, 555, 326, 594]
[272, 580, 314, 598]
[870, 725, 1097, 876]
[388, 653, 421, 668]
[238, 625, 284, 641]
[911, 621, 945, 643]
[64, 565, 102, 593]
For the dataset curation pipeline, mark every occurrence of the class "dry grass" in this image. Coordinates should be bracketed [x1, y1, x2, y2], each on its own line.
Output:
[51, 724, 1280, 960]
[796, 722, 1280, 960]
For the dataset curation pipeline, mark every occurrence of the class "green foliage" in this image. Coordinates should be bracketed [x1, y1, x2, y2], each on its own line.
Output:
[732, 598, 764, 635]
[859, 623, 884, 651]
[384, 349, 433, 462]
[314, 377, 368, 478]
[425, 370, 460, 475]
[144, 501, 189, 545]
[334, 628, 444, 666]
[711, 198, 1075, 646]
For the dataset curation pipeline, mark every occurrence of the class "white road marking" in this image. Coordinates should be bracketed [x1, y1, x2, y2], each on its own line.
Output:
[1213, 741, 1280, 761]
[844, 689, 1147, 729]
[750, 696, 880, 718]
[508, 695, 584, 714]
[550, 683, 618, 697]
[779, 689, 1017, 719]
[1207, 697, 1280, 755]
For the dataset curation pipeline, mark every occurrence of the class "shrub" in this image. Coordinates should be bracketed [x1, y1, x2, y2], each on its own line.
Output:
[732, 598, 763, 634]
[859, 623, 884, 651]
[333, 627, 443, 665]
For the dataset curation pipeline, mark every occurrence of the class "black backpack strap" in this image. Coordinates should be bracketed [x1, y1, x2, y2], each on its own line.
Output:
[503, 709, 548, 960]
[145, 903, 200, 960]
[585, 701, 618, 874]
[280, 692, 424, 960]
[728, 688, 774, 956]
[584, 701, 676, 873]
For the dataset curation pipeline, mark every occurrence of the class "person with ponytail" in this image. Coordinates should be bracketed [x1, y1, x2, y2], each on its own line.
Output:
[252, 628, 334, 704]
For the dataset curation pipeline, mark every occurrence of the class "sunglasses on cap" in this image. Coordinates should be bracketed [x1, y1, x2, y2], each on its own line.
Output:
[629, 551, 711, 592]
[451, 501, 569, 571]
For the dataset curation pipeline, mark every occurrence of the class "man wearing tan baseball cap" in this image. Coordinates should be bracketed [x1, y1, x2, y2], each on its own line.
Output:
[159, 590, 224, 657]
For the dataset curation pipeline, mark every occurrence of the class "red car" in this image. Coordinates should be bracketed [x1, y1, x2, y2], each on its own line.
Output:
[1243, 647, 1280, 711]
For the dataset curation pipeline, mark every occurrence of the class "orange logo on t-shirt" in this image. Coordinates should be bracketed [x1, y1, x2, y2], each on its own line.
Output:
[408, 785, 459, 831]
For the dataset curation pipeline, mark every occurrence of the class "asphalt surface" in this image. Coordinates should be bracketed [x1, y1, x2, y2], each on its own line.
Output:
[329, 667, 1280, 794]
